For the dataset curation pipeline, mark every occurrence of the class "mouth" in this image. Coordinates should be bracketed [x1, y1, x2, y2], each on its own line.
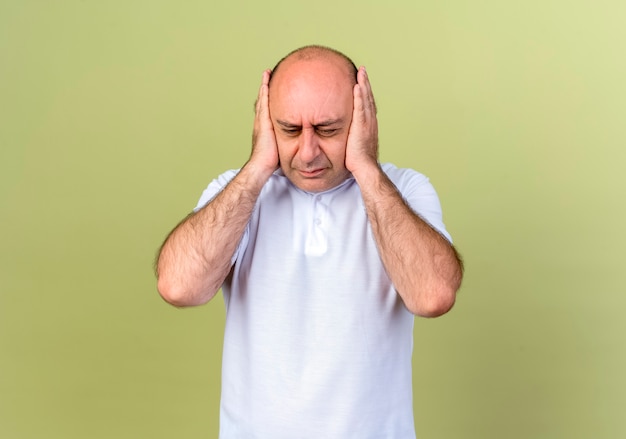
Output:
[299, 168, 326, 178]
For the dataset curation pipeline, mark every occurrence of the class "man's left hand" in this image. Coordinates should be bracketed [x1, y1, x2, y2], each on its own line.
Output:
[345, 66, 379, 174]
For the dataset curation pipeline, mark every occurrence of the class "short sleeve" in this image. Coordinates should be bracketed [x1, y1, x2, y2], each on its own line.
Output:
[194, 169, 240, 211]
[193, 169, 249, 265]
[381, 163, 453, 243]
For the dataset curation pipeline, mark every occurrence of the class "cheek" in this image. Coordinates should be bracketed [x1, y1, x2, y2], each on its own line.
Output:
[324, 138, 348, 162]
[275, 138, 297, 162]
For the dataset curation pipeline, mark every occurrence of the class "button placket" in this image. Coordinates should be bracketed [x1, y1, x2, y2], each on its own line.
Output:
[305, 194, 328, 256]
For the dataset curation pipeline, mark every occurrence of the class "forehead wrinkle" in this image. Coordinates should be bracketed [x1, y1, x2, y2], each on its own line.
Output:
[274, 94, 346, 128]
[315, 83, 344, 122]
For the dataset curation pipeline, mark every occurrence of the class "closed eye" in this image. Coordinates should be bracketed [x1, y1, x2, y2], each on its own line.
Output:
[281, 128, 301, 136]
[316, 128, 339, 137]
[276, 120, 302, 136]
[314, 119, 343, 137]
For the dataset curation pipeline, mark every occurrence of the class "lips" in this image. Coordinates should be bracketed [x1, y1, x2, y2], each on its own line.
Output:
[299, 168, 325, 177]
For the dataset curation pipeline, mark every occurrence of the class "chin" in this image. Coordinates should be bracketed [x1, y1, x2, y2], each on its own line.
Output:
[283, 167, 350, 193]
[294, 176, 346, 193]
[298, 183, 330, 193]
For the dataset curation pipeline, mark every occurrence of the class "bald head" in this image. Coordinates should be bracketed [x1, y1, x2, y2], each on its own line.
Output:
[269, 45, 358, 86]
[267, 45, 358, 118]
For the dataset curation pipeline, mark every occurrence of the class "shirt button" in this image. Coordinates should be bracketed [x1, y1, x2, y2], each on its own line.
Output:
[314, 218, 322, 226]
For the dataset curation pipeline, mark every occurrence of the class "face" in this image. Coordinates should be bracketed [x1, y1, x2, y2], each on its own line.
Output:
[269, 56, 355, 193]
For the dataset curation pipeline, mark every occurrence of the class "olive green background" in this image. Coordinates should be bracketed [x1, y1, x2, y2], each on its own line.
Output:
[1, 1, 624, 438]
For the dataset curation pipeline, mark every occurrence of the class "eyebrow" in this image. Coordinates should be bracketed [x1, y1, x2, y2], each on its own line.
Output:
[315, 119, 344, 128]
[276, 120, 300, 129]
[276, 119, 344, 129]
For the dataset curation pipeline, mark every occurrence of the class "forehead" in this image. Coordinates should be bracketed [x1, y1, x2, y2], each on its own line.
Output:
[269, 57, 354, 122]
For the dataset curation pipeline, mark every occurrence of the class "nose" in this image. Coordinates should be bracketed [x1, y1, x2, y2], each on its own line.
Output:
[298, 128, 321, 165]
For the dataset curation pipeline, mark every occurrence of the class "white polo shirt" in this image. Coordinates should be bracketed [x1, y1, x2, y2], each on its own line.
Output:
[195, 163, 451, 439]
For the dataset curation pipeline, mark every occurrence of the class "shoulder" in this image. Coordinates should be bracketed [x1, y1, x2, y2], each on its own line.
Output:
[213, 168, 241, 186]
[380, 163, 452, 242]
[194, 169, 241, 211]
[380, 163, 431, 192]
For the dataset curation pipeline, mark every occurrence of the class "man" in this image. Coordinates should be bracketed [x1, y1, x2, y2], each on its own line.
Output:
[156, 45, 463, 438]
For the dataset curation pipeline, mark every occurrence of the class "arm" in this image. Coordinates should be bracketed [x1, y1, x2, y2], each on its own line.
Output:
[156, 70, 278, 307]
[346, 67, 463, 317]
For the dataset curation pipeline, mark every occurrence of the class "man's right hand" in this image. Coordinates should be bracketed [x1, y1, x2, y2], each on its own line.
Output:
[249, 69, 279, 176]
[157, 70, 279, 307]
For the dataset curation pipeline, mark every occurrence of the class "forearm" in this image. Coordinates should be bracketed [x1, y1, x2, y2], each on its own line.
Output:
[156, 162, 271, 306]
[353, 163, 463, 317]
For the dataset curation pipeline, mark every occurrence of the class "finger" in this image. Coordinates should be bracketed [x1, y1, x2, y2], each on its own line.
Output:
[253, 70, 271, 146]
[359, 66, 377, 115]
[353, 72, 372, 125]
[255, 69, 272, 114]
[263, 68, 271, 86]
[352, 83, 366, 125]
[259, 71, 273, 124]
